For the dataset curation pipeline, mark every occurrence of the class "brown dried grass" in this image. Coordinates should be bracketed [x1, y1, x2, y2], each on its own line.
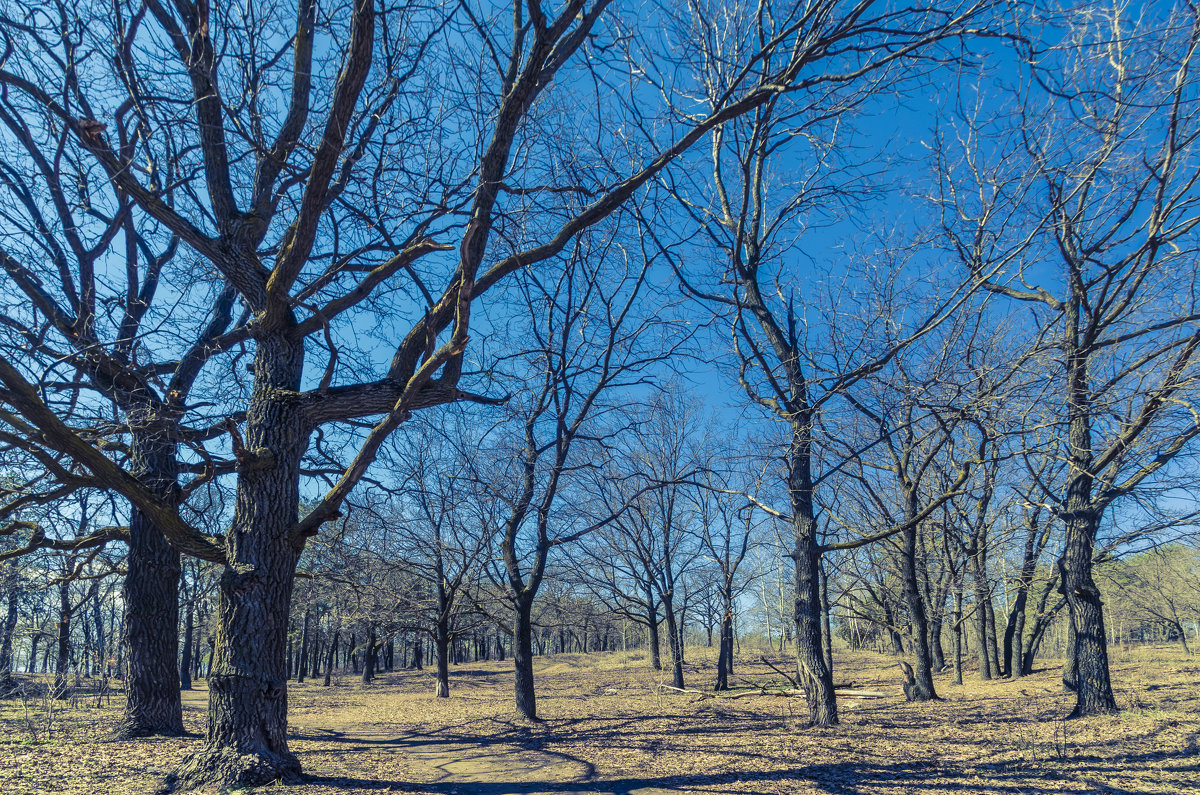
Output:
[2, 645, 1198, 794]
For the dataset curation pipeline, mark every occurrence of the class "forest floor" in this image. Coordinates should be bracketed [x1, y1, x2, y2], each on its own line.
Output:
[1, 646, 1198, 795]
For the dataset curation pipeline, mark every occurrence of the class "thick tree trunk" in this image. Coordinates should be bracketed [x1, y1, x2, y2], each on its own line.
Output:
[1057, 302, 1118, 718]
[513, 599, 539, 721]
[1004, 583, 1029, 679]
[900, 521, 938, 701]
[1065, 506, 1118, 720]
[1062, 612, 1078, 692]
[1061, 515, 1118, 716]
[785, 418, 837, 727]
[715, 585, 734, 692]
[167, 333, 306, 789]
[985, 596, 1001, 678]
[113, 435, 184, 738]
[972, 561, 992, 681]
[361, 626, 377, 684]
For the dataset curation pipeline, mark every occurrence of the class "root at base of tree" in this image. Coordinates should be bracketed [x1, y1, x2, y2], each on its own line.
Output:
[160, 746, 302, 793]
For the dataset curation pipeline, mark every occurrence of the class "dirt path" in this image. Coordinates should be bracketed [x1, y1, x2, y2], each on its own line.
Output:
[182, 688, 675, 795]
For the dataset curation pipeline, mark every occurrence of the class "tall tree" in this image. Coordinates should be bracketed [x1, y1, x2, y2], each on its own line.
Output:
[938, 1, 1200, 717]
[0, 0, 889, 784]
[657, 0, 1003, 725]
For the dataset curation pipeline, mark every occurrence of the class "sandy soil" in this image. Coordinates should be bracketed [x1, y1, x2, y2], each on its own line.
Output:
[2, 646, 1198, 794]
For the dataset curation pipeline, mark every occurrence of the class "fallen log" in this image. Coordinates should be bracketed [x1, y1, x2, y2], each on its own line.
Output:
[656, 683, 707, 695]
[712, 687, 885, 700]
[833, 689, 888, 698]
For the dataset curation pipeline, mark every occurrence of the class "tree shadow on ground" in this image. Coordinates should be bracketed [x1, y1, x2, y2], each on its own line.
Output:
[299, 744, 1200, 795]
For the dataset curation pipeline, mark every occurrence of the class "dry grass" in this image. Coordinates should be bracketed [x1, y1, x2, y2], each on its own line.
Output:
[2, 646, 1199, 794]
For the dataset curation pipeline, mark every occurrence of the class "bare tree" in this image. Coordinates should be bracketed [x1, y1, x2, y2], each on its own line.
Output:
[691, 467, 757, 691]
[0, 0, 897, 783]
[937, 2, 1200, 717]
[481, 235, 682, 721]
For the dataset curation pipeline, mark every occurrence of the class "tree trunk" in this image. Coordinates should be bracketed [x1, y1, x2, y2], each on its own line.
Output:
[952, 584, 964, 686]
[435, 623, 450, 698]
[646, 607, 662, 671]
[361, 625, 377, 684]
[929, 614, 945, 672]
[167, 333, 307, 789]
[113, 435, 184, 738]
[1062, 611, 1079, 692]
[410, 634, 423, 670]
[794, 530, 837, 725]
[180, 602, 194, 691]
[513, 599, 539, 721]
[323, 630, 338, 687]
[296, 609, 310, 683]
[0, 583, 19, 695]
[662, 596, 685, 690]
[1060, 513, 1118, 717]
[715, 584, 734, 692]
[985, 595, 1001, 678]
[900, 521, 938, 701]
[1004, 582, 1030, 679]
[1057, 299, 1118, 718]
[28, 633, 40, 678]
[54, 579, 71, 699]
[784, 416, 837, 727]
[821, 560, 834, 676]
[973, 596, 992, 679]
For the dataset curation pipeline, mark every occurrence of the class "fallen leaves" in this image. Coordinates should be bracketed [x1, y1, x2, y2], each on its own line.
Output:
[2, 646, 1198, 794]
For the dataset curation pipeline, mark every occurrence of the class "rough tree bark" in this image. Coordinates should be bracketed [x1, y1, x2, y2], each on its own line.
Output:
[434, 621, 451, 698]
[168, 334, 307, 788]
[899, 514, 938, 701]
[114, 438, 186, 736]
[513, 597, 538, 722]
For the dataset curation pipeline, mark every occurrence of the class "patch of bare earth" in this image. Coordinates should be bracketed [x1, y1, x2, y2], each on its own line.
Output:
[2, 647, 1198, 794]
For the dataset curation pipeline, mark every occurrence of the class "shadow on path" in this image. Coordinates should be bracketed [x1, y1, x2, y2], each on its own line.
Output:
[300, 746, 1200, 795]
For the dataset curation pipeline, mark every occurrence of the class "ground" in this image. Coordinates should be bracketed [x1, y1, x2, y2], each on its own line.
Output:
[2, 646, 1198, 794]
